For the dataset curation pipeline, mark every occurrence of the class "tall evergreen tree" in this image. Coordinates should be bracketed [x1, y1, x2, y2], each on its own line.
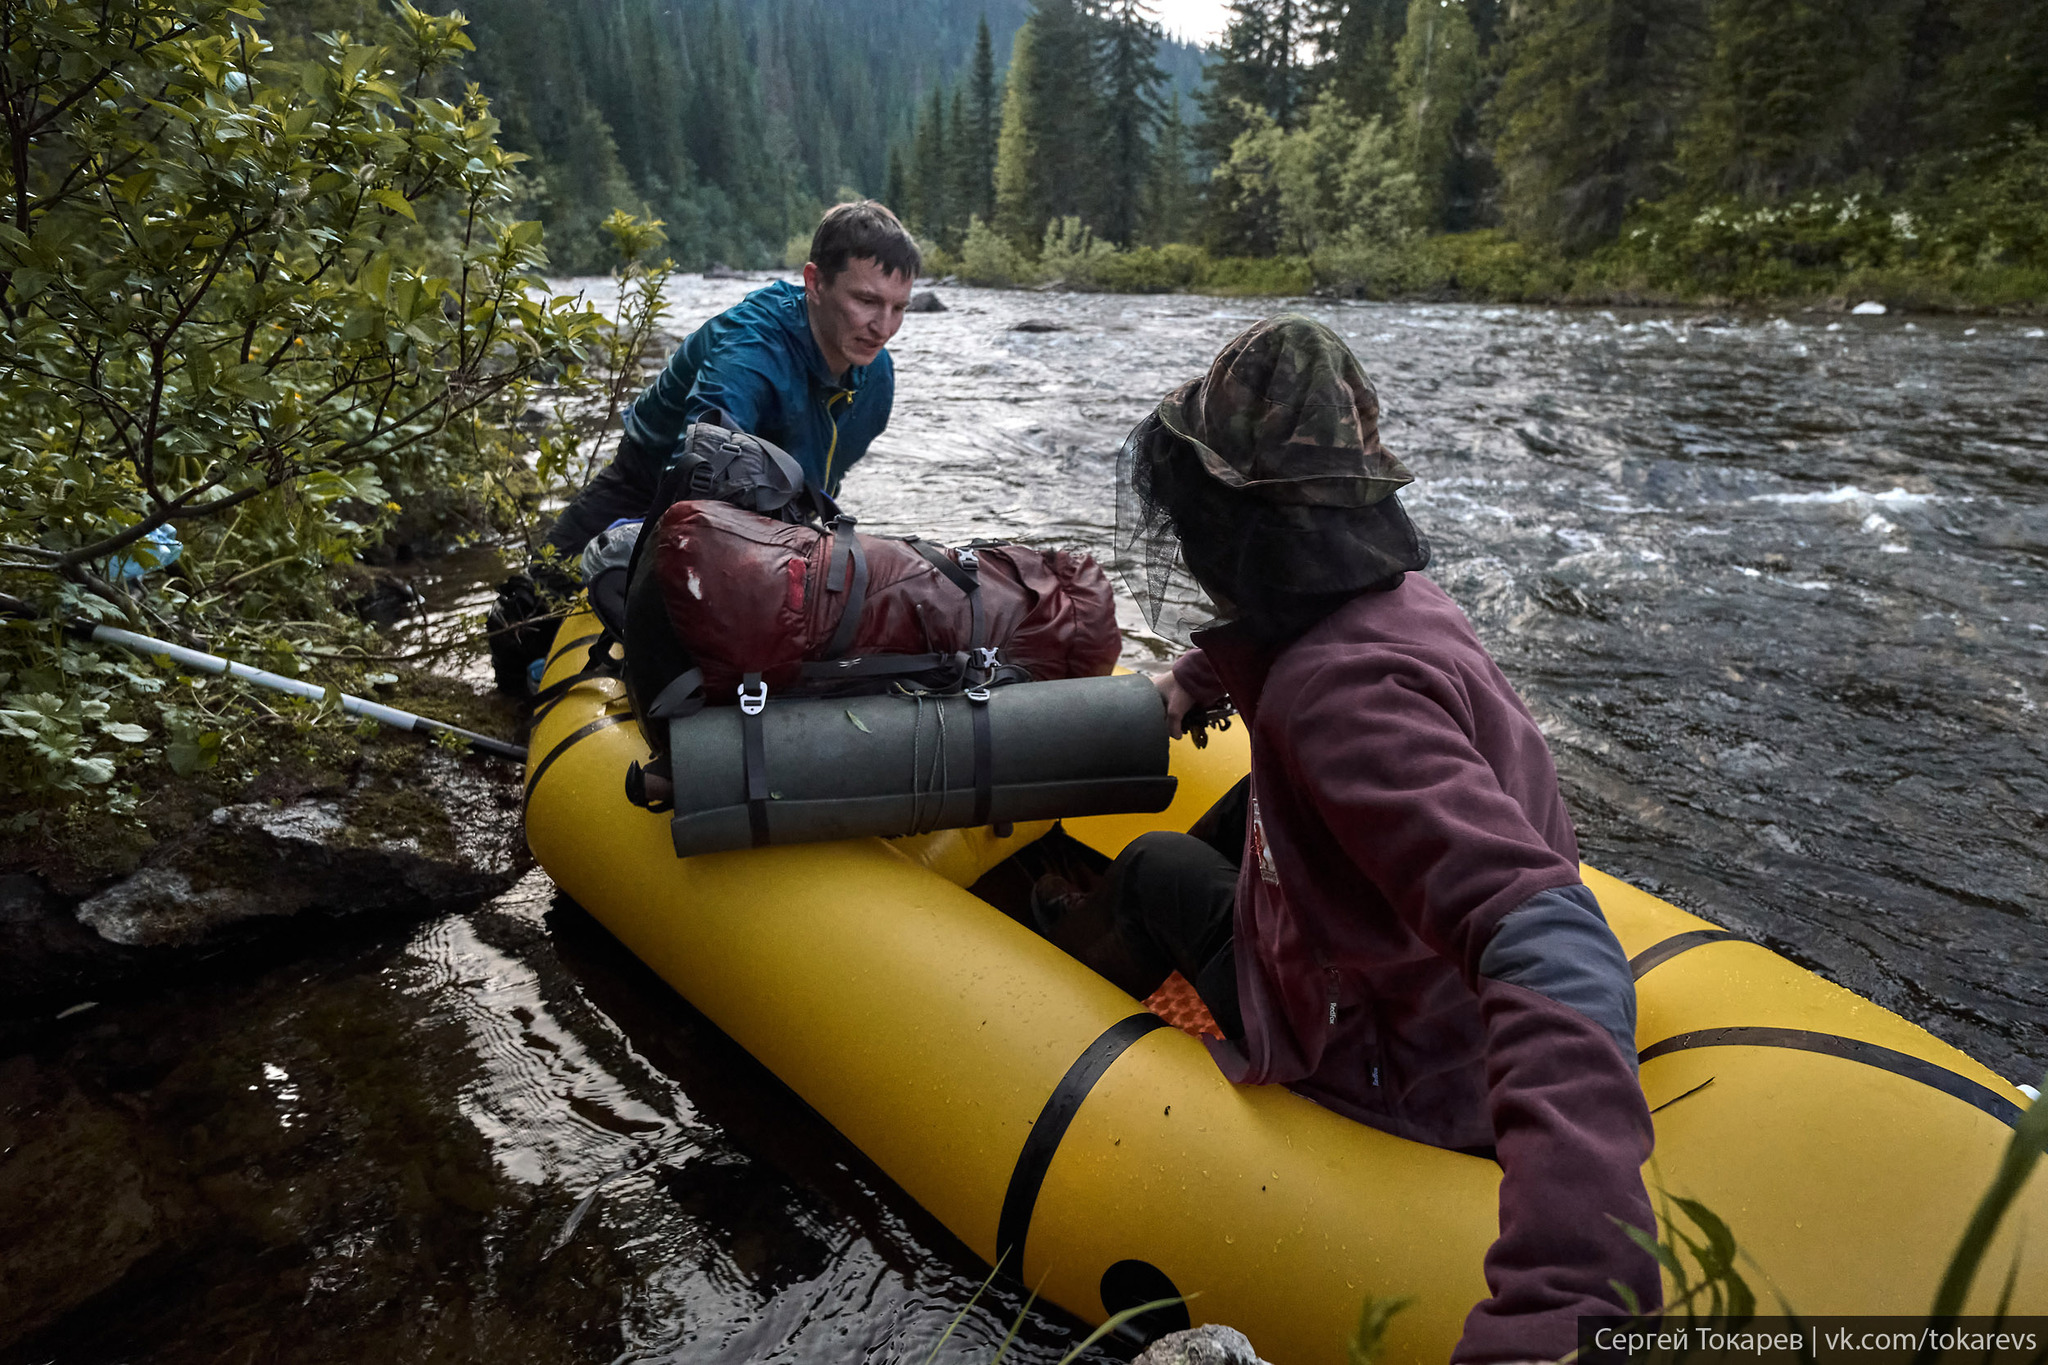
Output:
[1096, 0, 1168, 244]
[1677, 0, 1913, 201]
[911, 84, 950, 236]
[968, 14, 1002, 222]
[1392, 0, 1479, 229]
[993, 17, 1042, 244]
[1142, 90, 1201, 242]
[1932, 0, 2048, 148]
[887, 144, 911, 217]
[992, 1, 1101, 247]
[1311, 0, 1407, 123]
[1490, 0, 1705, 251]
[947, 87, 980, 245]
[1198, 0, 1311, 252]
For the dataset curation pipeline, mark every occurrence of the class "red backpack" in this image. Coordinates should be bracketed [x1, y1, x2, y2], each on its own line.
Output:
[639, 500, 1120, 716]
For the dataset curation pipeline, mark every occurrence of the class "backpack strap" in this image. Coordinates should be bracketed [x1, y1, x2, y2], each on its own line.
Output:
[903, 539, 1000, 825]
[820, 515, 870, 661]
[797, 652, 951, 682]
[644, 666, 707, 719]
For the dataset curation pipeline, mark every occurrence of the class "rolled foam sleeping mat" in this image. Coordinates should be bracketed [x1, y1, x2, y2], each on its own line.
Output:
[663, 671, 1177, 858]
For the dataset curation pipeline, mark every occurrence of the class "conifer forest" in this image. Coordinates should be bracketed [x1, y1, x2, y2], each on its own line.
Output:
[290, 0, 2047, 307]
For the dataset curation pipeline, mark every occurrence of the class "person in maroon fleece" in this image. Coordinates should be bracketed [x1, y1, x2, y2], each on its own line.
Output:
[1036, 315, 1661, 1362]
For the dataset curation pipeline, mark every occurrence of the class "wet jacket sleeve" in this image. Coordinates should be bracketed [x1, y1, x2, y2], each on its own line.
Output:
[679, 338, 779, 439]
[623, 333, 782, 455]
[1170, 648, 1228, 708]
[1287, 653, 1660, 1363]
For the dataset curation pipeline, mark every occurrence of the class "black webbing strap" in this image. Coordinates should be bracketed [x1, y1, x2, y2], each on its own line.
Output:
[529, 630, 621, 710]
[797, 651, 949, 681]
[820, 517, 869, 660]
[644, 667, 706, 720]
[906, 540, 997, 826]
[908, 537, 979, 595]
[970, 693, 993, 827]
[739, 671, 770, 848]
[907, 539, 993, 679]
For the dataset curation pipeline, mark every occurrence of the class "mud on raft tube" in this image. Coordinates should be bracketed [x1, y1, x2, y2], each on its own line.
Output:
[526, 604, 2048, 1363]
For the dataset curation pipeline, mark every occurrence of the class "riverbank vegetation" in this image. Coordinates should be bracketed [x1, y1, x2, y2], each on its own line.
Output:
[0, 0, 617, 836]
[887, 0, 2048, 310]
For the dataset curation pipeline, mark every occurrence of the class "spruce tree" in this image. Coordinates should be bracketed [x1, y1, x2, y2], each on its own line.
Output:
[994, 18, 1042, 245]
[1677, 0, 1913, 201]
[1197, 0, 1310, 252]
[993, 1, 1100, 248]
[1142, 90, 1200, 242]
[887, 144, 912, 219]
[911, 85, 949, 236]
[1491, 0, 1705, 251]
[969, 14, 1002, 222]
[1312, 0, 1408, 123]
[1392, 0, 1479, 230]
[1935, 0, 2048, 147]
[1096, 0, 1168, 245]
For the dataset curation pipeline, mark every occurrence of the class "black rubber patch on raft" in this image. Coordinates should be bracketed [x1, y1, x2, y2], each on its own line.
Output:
[1100, 1258, 1192, 1344]
[524, 713, 629, 805]
[1638, 1027, 2029, 1131]
[1629, 929, 1753, 978]
[997, 1012, 1169, 1274]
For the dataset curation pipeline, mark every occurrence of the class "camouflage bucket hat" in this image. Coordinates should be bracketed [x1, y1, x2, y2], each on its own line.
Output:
[1154, 314, 1414, 507]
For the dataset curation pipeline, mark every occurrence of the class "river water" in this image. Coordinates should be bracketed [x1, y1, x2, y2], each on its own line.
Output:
[6, 278, 2045, 1363]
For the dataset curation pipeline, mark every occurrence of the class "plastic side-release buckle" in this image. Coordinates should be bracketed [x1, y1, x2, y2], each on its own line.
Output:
[738, 679, 767, 715]
[973, 646, 999, 670]
[957, 547, 980, 573]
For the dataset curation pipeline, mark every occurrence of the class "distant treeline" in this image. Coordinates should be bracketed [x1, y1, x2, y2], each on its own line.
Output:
[271, 0, 2046, 303]
[908, 0, 2047, 305]
[267, 0, 1206, 272]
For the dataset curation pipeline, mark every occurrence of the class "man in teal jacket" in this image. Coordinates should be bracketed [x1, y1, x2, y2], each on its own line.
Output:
[489, 201, 918, 692]
[541, 199, 918, 559]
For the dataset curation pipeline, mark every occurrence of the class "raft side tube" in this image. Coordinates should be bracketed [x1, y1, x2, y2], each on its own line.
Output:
[524, 608, 2048, 1362]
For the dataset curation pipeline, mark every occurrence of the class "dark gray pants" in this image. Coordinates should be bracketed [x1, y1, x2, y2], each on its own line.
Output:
[1057, 777, 1249, 1038]
[541, 434, 664, 561]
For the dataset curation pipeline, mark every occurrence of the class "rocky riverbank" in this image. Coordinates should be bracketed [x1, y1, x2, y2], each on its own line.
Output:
[1, 672, 529, 1036]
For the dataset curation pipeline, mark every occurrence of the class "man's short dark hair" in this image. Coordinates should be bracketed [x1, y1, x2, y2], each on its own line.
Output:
[811, 201, 920, 284]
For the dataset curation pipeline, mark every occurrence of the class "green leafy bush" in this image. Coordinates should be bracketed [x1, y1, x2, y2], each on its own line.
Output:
[0, 0, 598, 820]
[956, 214, 1038, 288]
[1599, 135, 2048, 307]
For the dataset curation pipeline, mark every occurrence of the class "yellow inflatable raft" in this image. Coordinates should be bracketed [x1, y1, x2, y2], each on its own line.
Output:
[525, 607, 2047, 1363]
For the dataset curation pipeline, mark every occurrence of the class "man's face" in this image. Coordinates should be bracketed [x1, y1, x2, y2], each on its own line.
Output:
[803, 255, 913, 378]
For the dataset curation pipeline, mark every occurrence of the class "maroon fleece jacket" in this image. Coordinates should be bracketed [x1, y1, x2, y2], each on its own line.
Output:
[1173, 575, 1660, 1363]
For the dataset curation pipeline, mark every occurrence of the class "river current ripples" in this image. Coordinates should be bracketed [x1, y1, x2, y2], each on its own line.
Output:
[7, 276, 2043, 1364]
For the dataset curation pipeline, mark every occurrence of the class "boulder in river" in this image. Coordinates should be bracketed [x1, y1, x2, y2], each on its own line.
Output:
[906, 291, 947, 313]
[1011, 317, 1068, 333]
[1134, 1325, 1271, 1365]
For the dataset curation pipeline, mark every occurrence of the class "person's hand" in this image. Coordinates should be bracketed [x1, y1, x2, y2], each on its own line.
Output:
[1154, 668, 1194, 740]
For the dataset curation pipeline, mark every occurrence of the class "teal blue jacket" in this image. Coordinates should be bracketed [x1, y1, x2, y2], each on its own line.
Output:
[621, 280, 893, 497]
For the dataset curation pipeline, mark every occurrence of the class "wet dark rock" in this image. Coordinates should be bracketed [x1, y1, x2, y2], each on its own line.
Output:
[906, 290, 947, 313]
[1977, 508, 2048, 556]
[1011, 317, 1068, 332]
[1135, 1325, 1271, 1365]
[5, 749, 527, 1018]
[347, 568, 425, 627]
